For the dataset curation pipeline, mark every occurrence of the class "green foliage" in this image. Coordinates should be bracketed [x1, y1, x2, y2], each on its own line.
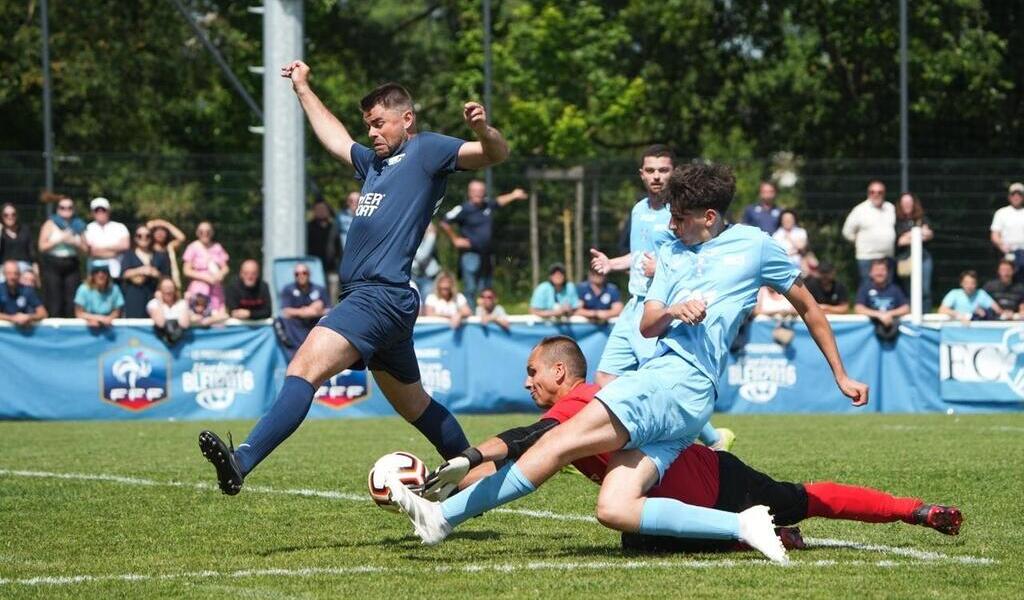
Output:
[2, 1, 1023, 301]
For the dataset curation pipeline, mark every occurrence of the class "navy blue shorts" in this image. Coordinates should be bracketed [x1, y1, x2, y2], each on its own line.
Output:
[316, 284, 421, 384]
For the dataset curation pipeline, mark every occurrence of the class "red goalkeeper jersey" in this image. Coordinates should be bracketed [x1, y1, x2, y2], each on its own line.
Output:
[542, 382, 720, 508]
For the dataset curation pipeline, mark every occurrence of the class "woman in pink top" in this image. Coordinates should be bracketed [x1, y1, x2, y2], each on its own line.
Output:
[182, 221, 230, 311]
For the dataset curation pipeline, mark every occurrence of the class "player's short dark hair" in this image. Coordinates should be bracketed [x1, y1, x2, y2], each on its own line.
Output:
[664, 162, 736, 215]
[999, 258, 1015, 270]
[960, 270, 978, 283]
[359, 83, 414, 114]
[640, 144, 676, 167]
[534, 335, 587, 380]
[870, 258, 889, 271]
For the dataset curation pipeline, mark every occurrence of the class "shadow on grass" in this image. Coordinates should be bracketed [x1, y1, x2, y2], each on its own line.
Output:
[257, 530, 502, 557]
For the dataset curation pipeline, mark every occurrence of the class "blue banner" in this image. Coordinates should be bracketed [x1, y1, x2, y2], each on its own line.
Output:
[715, 320, 880, 414]
[939, 323, 1024, 404]
[0, 323, 286, 420]
[3, 318, 1023, 420]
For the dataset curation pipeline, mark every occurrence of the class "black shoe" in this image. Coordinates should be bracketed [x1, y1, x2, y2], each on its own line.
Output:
[199, 430, 244, 495]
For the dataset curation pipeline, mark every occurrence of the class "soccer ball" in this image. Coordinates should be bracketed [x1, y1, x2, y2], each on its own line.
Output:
[367, 451, 428, 512]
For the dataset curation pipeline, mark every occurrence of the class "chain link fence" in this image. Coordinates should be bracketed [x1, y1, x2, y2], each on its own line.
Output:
[3, 150, 1022, 307]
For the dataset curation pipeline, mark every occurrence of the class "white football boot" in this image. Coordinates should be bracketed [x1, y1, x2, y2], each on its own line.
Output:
[737, 505, 789, 564]
[387, 472, 453, 545]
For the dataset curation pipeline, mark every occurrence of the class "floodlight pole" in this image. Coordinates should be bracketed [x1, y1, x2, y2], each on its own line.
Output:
[261, 0, 305, 283]
[899, 0, 909, 193]
[40, 0, 54, 194]
[482, 0, 494, 196]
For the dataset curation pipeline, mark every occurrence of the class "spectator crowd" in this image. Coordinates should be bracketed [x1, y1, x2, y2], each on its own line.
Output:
[5, 174, 1024, 350]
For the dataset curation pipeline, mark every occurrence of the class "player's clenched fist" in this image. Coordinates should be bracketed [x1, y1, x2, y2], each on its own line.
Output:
[837, 375, 869, 407]
[280, 60, 311, 90]
[589, 248, 611, 275]
[670, 299, 707, 325]
[463, 102, 489, 133]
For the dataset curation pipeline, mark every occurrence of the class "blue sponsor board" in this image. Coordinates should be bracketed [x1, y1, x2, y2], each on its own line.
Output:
[2, 318, 1023, 419]
[939, 324, 1024, 403]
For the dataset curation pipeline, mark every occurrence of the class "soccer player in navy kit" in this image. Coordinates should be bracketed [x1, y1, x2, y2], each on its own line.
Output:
[199, 60, 510, 495]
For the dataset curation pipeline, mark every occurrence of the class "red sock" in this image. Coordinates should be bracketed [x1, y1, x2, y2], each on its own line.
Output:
[804, 482, 923, 524]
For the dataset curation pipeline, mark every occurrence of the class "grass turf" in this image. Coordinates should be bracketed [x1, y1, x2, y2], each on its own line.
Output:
[0, 413, 1021, 598]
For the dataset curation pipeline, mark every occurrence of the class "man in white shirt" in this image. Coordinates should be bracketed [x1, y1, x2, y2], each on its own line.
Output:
[84, 197, 130, 278]
[990, 182, 1024, 280]
[842, 180, 896, 287]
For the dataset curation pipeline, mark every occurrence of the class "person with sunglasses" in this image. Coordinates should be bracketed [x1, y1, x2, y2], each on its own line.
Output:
[83, 197, 130, 279]
[120, 225, 170, 318]
[842, 180, 896, 289]
[274, 263, 328, 359]
[0, 203, 38, 280]
[37, 195, 89, 317]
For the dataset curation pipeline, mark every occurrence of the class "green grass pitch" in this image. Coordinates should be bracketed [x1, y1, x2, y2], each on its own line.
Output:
[1, 413, 1022, 598]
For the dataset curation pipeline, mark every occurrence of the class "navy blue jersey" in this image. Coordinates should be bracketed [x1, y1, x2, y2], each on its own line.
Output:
[280, 282, 328, 310]
[341, 132, 465, 286]
[443, 199, 498, 254]
[0, 284, 42, 315]
[577, 281, 621, 310]
[856, 281, 907, 312]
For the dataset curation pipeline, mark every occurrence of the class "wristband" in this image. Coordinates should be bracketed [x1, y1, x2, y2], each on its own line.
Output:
[460, 447, 484, 469]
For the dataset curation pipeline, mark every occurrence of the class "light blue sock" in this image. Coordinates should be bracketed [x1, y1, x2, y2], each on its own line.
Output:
[698, 422, 720, 446]
[639, 497, 740, 540]
[441, 462, 536, 527]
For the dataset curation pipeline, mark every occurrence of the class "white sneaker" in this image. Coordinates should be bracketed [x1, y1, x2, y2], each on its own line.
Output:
[387, 473, 453, 545]
[737, 505, 789, 564]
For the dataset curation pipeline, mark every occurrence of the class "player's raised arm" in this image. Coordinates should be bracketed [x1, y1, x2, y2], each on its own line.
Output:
[456, 102, 510, 170]
[282, 60, 356, 166]
[785, 278, 869, 407]
[589, 248, 632, 275]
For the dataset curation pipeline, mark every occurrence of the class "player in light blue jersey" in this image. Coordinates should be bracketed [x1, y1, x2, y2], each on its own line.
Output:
[589, 145, 677, 385]
[391, 162, 868, 563]
[589, 145, 733, 451]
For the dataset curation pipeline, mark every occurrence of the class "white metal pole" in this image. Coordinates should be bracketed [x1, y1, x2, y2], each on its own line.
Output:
[910, 225, 923, 323]
[262, 0, 305, 287]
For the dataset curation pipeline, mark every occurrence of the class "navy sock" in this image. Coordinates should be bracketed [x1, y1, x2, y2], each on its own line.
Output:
[411, 399, 470, 459]
[234, 375, 316, 476]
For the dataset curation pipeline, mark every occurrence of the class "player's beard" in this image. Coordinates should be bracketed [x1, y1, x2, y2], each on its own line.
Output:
[381, 129, 410, 158]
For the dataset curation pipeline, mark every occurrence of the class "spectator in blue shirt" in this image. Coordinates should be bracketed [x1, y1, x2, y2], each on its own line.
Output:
[275, 262, 328, 357]
[741, 181, 782, 234]
[854, 259, 909, 340]
[939, 270, 1002, 323]
[440, 180, 528, 309]
[575, 267, 623, 323]
[73, 263, 124, 328]
[0, 259, 46, 328]
[530, 263, 579, 319]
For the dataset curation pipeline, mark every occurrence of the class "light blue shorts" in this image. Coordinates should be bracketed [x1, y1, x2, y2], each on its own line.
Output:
[596, 353, 716, 481]
[597, 296, 659, 376]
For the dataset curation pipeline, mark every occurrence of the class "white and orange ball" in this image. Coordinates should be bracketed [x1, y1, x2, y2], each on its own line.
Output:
[368, 451, 428, 512]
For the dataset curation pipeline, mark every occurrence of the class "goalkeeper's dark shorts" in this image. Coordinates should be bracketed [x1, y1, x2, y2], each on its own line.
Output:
[621, 451, 808, 553]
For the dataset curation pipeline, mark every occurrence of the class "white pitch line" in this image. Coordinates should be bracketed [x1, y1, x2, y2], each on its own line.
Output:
[0, 468, 994, 567]
[804, 538, 994, 565]
[0, 468, 589, 520]
[0, 556, 996, 587]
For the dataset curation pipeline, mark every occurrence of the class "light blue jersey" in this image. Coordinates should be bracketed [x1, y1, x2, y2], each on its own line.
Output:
[627, 198, 676, 297]
[645, 224, 799, 385]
